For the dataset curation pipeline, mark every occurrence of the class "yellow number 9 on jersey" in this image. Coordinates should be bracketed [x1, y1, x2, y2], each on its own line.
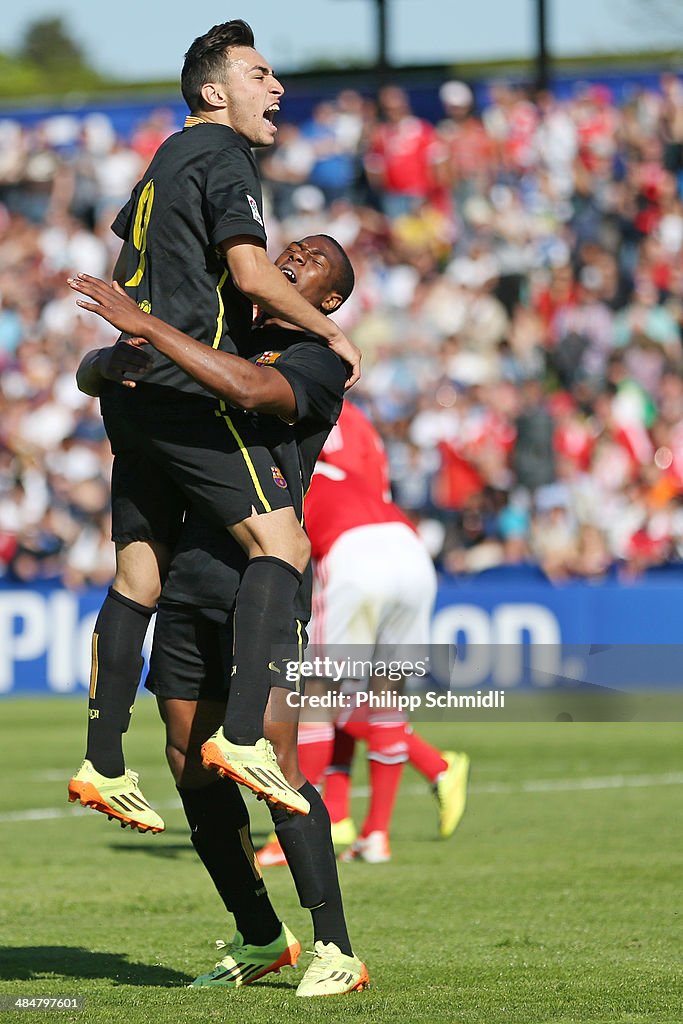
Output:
[125, 179, 155, 288]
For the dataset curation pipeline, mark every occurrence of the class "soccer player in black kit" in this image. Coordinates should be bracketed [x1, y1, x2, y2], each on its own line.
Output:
[72, 235, 369, 997]
[66, 20, 361, 826]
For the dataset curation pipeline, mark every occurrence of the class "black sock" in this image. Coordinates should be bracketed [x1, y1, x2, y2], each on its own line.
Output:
[271, 781, 352, 956]
[223, 556, 302, 745]
[85, 587, 155, 777]
[179, 779, 281, 947]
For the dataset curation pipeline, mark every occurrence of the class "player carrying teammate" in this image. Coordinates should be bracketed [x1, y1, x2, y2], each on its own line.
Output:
[72, 235, 369, 996]
[257, 402, 470, 865]
[67, 20, 361, 826]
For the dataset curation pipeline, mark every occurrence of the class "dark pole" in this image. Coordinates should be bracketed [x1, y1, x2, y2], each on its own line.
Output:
[376, 0, 389, 74]
[535, 0, 549, 91]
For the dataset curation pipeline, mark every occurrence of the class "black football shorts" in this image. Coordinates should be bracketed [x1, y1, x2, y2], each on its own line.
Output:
[146, 600, 306, 700]
[145, 601, 234, 701]
[101, 383, 293, 545]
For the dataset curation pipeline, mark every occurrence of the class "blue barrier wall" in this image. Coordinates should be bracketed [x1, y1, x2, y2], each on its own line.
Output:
[1, 567, 682, 695]
[0, 583, 122, 696]
[432, 566, 683, 690]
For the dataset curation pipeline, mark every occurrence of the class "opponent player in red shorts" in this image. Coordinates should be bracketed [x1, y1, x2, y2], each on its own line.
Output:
[259, 403, 470, 866]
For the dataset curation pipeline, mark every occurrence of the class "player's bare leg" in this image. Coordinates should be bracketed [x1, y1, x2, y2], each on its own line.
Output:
[229, 506, 312, 571]
[113, 539, 169, 608]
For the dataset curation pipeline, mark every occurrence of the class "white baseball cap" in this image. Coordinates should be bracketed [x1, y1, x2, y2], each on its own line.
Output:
[439, 81, 474, 109]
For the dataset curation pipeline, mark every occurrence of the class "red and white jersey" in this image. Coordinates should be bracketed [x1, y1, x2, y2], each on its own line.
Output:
[305, 403, 413, 561]
[318, 401, 390, 497]
[366, 116, 446, 197]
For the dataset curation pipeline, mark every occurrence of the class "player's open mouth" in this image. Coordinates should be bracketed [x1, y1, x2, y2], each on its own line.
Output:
[280, 266, 297, 283]
[263, 103, 280, 133]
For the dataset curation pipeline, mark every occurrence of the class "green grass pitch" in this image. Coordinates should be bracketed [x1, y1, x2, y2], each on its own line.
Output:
[0, 697, 681, 1024]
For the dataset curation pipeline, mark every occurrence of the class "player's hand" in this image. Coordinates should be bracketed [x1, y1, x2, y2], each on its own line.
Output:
[325, 327, 362, 389]
[98, 340, 153, 389]
[67, 273, 151, 336]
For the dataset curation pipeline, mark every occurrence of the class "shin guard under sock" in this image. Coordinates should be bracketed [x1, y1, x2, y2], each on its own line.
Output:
[179, 780, 281, 947]
[224, 557, 302, 745]
[85, 587, 155, 777]
[270, 782, 352, 955]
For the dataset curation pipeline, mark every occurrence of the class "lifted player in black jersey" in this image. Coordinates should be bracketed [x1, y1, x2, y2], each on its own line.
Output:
[74, 235, 369, 997]
[66, 20, 361, 825]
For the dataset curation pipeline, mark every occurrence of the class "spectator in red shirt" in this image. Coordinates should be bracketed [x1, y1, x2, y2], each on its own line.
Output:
[130, 109, 176, 163]
[437, 80, 496, 198]
[364, 85, 449, 219]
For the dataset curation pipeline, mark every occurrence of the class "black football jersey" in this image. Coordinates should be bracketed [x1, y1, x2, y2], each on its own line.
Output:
[161, 322, 347, 620]
[112, 119, 267, 395]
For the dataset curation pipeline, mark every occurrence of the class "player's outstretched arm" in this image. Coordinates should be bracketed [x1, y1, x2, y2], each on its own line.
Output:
[221, 237, 361, 388]
[68, 274, 297, 418]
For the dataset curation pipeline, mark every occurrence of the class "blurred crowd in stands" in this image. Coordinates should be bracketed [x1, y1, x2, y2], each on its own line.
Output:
[2, 74, 683, 586]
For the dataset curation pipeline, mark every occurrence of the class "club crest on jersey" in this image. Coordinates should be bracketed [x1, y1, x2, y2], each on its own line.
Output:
[246, 194, 264, 226]
[271, 465, 288, 489]
[255, 350, 282, 366]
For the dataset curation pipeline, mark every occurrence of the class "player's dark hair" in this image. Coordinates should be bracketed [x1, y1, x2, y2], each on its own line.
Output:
[319, 235, 355, 307]
[181, 20, 255, 111]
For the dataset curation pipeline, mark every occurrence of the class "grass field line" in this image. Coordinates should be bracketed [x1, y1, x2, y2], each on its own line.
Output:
[3, 771, 683, 824]
[474, 770, 683, 793]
